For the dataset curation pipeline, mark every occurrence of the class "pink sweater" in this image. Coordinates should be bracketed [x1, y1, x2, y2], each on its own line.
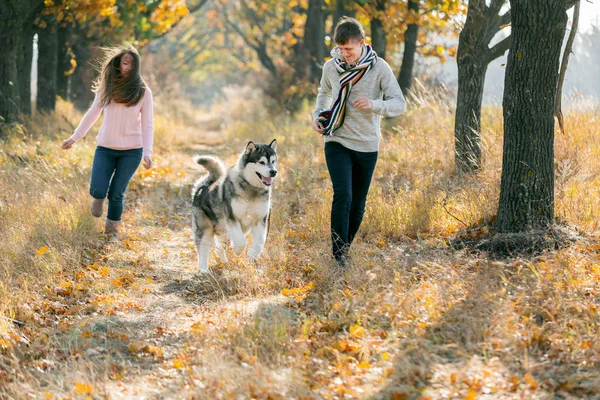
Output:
[69, 89, 154, 157]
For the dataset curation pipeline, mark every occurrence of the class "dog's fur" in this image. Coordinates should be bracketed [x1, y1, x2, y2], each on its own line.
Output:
[191, 140, 278, 273]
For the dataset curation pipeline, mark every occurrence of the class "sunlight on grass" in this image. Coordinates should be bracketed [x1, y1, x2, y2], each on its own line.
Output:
[1, 91, 599, 398]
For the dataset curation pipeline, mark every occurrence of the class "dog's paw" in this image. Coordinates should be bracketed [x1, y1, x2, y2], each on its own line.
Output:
[232, 242, 246, 256]
[248, 248, 262, 261]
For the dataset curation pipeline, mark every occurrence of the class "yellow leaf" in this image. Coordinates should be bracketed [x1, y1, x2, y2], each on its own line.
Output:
[349, 325, 365, 338]
[173, 359, 185, 369]
[465, 389, 477, 400]
[190, 322, 204, 334]
[382, 352, 390, 361]
[357, 361, 371, 369]
[281, 288, 291, 296]
[74, 382, 93, 394]
[44, 393, 53, 399]
[525, 373, 537, 388]
[36, 246, 49, 255]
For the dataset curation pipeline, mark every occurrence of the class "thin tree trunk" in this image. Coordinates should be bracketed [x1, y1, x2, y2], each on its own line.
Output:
[453, 0, 487, 173]
[455, 59, 487, 173]
[397, 0, 419, 94]
[496, 0, 568, 232]
[37, 23, 58, 113]
[18, 21, 35, 116]
[370, 17, 386, 59]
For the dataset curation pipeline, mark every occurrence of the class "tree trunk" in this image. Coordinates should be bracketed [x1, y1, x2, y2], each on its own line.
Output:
[18, 21, 35, 116]
[37, 23, 58, 113]
[333, 0, 356, 28]
[304, 0, 326, 81]
[496, 0, 568, 232]
[397, 0, 419, 94]
[370, 17, 386, 59]
[70, 41, 99, 111]
[56, 27, 71, 101]
[453, 0, 511, 174]
[370, 0, 387, 59]
[455, 59, 487, 173]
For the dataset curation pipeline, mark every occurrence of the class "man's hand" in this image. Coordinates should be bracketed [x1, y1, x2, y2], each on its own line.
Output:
[143, 156, 152, 169]
[352, 96, 373, 110]
[313, 120, 325, 134]
[61, 139, 75, 150]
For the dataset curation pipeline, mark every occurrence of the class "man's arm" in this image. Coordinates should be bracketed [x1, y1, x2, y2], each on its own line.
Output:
[312, 62, 333, 121]
[371, 62, 406, 118]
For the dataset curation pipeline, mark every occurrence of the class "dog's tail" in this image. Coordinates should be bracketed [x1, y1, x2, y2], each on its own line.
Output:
[193, 155, 226, 185]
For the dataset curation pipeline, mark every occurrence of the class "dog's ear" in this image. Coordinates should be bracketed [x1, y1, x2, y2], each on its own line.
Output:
[269, 139, 277, 151]
[245, 141, 256, 154]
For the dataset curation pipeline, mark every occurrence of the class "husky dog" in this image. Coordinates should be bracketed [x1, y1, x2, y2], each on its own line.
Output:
[191, 140, 278, 273]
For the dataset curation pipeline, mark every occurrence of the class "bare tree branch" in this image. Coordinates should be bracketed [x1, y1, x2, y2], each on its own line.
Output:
[223, 13, 277, 76]
[485, 34, 511, 64]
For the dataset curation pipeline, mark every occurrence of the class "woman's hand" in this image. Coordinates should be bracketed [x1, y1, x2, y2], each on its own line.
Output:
[143, 156, 152, 169]
[61, 139, 75, 150]
[352, 96, 373, 110]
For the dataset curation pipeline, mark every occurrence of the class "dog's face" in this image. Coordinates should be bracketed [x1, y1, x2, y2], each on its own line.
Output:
[241, 139, 278, 188]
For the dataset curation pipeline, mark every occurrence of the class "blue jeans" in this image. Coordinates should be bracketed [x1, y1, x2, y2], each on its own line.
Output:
[89, 146, 142, 221]
[324, 142, 378, 262]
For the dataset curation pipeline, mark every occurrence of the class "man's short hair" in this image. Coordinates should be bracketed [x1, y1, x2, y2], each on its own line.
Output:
[334, 17, 365, 44]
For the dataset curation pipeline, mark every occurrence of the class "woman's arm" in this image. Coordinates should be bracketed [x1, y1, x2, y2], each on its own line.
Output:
[69, 92, 103, 142]
[141, 89, 154, 160]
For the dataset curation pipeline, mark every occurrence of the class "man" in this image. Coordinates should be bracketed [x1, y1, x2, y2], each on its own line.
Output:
[313, 16, 406, 266]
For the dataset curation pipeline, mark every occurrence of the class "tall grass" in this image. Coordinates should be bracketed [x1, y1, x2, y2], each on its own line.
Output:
[1, 88, 599, 398]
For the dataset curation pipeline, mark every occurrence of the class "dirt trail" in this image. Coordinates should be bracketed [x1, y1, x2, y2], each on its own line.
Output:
[27, 129, 288, 399]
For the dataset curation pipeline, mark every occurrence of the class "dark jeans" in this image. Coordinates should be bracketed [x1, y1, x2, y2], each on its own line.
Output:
[90, 146, 142, 221]
[324, 141, 378, 262]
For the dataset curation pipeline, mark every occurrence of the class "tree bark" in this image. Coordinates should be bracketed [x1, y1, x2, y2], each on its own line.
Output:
[397, 0, 419, 94]
[37, 23, 59, 113]
[496, 0, 568, 232]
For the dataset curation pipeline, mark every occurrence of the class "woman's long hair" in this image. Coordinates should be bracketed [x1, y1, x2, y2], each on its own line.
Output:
[93, 44, 146, 107]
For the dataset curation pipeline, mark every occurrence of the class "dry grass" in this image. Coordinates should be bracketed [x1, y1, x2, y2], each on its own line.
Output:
[0, 89, 599, 399]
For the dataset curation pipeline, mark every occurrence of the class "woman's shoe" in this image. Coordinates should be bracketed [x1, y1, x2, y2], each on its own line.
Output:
[91, 198, 105, 217]
[104, 218, 120, 239]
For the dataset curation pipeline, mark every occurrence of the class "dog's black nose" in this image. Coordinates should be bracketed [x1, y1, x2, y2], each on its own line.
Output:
[270, 169, 277, 177]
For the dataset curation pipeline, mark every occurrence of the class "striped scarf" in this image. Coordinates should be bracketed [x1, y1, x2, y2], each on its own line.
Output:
[317, 45, 378, 136]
